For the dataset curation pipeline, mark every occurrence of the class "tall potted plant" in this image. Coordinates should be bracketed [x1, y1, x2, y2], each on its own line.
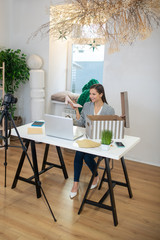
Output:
[0, 48, 30, 119]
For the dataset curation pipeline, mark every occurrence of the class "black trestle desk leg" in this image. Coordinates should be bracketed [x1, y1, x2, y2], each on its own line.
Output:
[105, 157, 118, 226]
[30, 140, 41, 198]
[12, 140, 30, 189]
[121, 157, 133, 198]
[56, 146, 68, 179]
[41, 144, 50, 170]
[98, 168, 106, 190]
[78, 157, 102, 215]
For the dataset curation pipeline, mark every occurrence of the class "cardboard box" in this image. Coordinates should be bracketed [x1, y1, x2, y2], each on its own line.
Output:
[86, 115, 124, 139]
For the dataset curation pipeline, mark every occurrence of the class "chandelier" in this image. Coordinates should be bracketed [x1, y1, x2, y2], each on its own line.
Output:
[30, 0, 160, 53]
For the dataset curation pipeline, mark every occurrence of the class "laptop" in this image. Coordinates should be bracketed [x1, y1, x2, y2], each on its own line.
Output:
[44, 114, 85, 140]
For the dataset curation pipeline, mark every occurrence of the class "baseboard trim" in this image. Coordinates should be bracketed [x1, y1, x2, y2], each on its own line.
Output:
[125, 157, 160, 167]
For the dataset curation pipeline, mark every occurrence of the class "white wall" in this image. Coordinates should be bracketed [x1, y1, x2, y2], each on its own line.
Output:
[1, 0, 50, 123]
[0, 0, 11, 48]
[103, 29, 160, 166]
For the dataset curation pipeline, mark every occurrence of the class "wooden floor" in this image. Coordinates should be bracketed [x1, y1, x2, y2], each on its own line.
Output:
[0, 138, 160, 240]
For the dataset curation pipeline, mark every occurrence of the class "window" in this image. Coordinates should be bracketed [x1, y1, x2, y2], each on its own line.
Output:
[67, 43, 105, 93]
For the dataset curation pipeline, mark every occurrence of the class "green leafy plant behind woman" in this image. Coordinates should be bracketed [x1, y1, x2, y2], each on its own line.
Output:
[0, 48, 30, 117]
[101, 130, 112, 145]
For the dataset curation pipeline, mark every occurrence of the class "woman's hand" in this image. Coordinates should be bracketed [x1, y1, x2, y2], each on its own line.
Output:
[69, 101, 78, 110]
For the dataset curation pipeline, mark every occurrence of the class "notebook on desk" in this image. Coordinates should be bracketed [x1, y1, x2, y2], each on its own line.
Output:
[44, 114, 85, 140]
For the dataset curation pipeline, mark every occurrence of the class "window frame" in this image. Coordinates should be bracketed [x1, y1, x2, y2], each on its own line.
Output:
[66, 41, 105, 93]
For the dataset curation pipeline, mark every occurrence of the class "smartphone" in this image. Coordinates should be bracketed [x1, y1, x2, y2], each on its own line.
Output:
[115, 142, 125, 147]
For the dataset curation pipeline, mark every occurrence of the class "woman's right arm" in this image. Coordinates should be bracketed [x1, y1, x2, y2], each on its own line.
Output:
[69, 102, 81, 120]
[69, 102, 84, 126]
[70, 102, 89, 127]
[75, 108, 80, 120]
[74, 106, 86, 127]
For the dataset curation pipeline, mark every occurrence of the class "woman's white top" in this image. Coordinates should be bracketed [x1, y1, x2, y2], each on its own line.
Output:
[94, 106, 103, 115]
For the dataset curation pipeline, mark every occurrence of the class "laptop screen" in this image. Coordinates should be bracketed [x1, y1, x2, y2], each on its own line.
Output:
[44, 114, 84, 140]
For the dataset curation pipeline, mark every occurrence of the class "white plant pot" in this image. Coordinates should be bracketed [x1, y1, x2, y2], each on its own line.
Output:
[101, 144, 110, 151]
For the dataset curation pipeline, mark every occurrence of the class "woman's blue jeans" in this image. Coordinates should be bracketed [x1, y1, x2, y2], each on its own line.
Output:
[74, 151, 98, 182]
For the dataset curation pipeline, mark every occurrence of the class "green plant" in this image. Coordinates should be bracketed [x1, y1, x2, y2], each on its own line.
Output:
[0, 48, 30, 117]
[77, 79, 99, 113]
[101, 130, 112, 145]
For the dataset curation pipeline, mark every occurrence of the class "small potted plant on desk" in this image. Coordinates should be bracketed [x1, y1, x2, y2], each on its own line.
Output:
[101, 130, 112, 150]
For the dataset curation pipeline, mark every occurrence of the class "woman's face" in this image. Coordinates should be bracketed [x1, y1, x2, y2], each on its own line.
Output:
[90, 88, 103, 103]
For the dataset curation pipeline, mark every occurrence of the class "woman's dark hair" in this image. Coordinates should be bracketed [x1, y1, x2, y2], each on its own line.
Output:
[90, 84, 108, 104]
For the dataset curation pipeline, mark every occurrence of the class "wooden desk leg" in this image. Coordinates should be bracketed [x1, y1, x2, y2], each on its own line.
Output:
[30, 141, 41, 198]
[41, 144, 50, 170]
[11, 140, 30, 189]
[121, 157, 133, 198]
[56, 146, 68, 179]
[105, 157, 118, 226]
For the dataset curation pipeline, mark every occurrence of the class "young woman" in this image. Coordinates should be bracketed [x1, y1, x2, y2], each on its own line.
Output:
[69, 84, 115, 199]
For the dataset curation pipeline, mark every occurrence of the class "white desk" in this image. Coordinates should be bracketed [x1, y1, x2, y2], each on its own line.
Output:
[11, 123, 140, 226]
[11, 123, 140, 160]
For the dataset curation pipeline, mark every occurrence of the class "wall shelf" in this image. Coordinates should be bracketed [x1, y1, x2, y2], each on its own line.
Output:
[51, 100, 66, 105]
[51, 100, 76, 119]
